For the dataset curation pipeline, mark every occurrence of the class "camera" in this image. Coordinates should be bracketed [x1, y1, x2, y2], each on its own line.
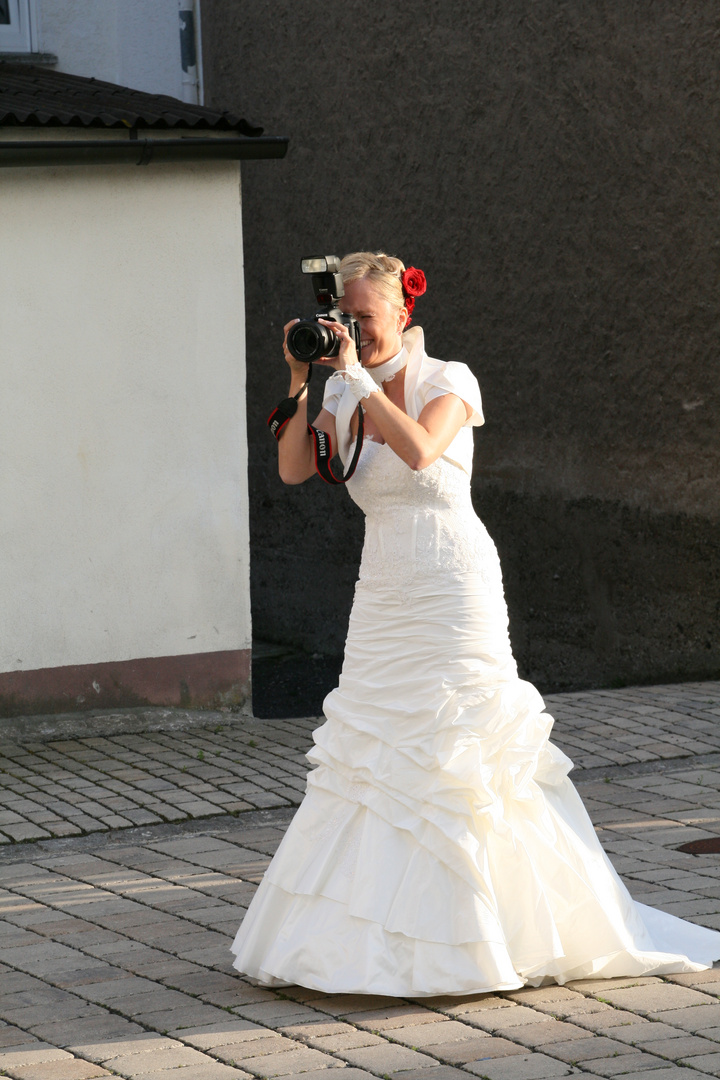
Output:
[286, 256, 361, 363]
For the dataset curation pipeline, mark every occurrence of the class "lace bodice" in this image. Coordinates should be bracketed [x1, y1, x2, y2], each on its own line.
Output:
[346, 441, 503, 592]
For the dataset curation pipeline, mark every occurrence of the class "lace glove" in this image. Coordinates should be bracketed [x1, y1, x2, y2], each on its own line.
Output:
[341, 362, 382, 402]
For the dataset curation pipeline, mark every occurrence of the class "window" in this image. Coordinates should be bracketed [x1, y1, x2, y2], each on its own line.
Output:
[0, 0, 34, 53]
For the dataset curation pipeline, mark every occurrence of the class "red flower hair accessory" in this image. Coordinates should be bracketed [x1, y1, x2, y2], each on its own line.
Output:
[400, 266, 427, 327]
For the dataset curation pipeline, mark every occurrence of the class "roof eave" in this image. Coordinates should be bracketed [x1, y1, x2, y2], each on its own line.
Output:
[0, 134, 289, 167]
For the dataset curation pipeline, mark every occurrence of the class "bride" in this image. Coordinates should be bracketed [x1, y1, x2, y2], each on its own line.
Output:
[231, 251, 720, 994]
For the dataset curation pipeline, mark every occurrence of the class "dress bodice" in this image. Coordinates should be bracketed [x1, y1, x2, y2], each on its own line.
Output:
[346, 440, 502, 593]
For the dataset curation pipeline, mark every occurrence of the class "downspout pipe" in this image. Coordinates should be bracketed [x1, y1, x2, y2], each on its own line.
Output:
[0, 135, 288, 168]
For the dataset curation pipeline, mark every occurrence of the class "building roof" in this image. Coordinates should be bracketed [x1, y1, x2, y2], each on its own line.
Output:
[0, 62, 263, 135]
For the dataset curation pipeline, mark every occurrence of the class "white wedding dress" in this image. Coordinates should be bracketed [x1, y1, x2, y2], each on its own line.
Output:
[232, 332, 720, 995]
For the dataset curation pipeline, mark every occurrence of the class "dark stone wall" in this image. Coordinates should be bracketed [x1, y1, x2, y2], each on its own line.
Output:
[202, 1, 720, 692]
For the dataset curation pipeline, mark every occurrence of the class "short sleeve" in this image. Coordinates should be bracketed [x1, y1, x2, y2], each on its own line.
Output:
[421, 361, 484, 426]
[321, 371, 347, 416]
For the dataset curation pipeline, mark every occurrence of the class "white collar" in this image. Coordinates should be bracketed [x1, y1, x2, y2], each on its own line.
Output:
[364, 344, 407, 385]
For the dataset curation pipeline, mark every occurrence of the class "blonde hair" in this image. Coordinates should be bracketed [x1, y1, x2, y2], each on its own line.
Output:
[340, 251, 406, 311]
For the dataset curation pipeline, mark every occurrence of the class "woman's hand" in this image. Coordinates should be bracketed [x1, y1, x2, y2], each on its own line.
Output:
[315, 319, 358, 371]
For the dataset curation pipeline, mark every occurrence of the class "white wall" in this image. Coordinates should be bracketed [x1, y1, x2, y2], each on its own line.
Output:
[34, 0, 199, 101]
[0, 159, 249, 672]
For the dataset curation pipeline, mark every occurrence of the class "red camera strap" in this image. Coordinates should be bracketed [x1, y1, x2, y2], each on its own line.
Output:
[267, 366, 364, 485]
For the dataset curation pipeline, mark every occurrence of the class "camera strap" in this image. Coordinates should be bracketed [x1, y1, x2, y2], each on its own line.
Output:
[309, 405, 363, 485]
[267, 364, 312, 440]
[267, 364, 364, 485]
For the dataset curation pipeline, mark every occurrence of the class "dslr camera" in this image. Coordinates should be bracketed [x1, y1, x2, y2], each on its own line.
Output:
[286, 256, 361, 363]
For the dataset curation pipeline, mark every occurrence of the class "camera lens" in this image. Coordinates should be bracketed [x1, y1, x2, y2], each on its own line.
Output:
[289, 325, 321, 360]
[287, 320, 338, 363]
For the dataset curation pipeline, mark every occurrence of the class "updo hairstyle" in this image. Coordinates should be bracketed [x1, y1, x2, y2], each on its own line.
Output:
[340, 251, 406, 312]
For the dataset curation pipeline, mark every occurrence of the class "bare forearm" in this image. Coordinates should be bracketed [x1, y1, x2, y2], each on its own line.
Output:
[277, 377, 315, 484]
[361, 392, 467, 471]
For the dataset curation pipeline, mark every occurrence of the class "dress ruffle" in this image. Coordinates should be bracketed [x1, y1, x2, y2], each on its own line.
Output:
[232, 577, 720, 994]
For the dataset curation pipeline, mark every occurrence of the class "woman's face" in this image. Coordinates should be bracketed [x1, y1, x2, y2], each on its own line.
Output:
[340, 277, 406, 368]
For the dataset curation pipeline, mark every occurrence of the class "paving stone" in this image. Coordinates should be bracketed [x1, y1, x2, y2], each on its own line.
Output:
[337, 1042, 440, 1072]
[0, 1028, 41, 1048]
[1, 941, 88, 976]
[666, 972, 720, 991]
[234, 1000, 326, 1023]
[170, 1020, 269, 1049]
[272, 1010, 339, 1031]
[389, 1020, 492, 1047]
[211, 1035, 305, 1060]
[389, 1070, 474, 1080]
[132, 1004, 229, 1031]
[609, 1024, 696, 1046]
[65, 1033, 180, 1063]
[653, 1006, 720, 1032]
[530, 998, 617, 1020]
[1, 1003, 103, 1029]
[547, 1035, 642, 1062]
[594, 985, 718, 1015]
[463, 1051, 574, 1079]
[567, 979, 664, 994]
[433, 1037, 521, 1065]
[266, 1072, 373, 1080]
[122, 1066, 250, 1080]
[205, 985, 276, 1007]
[469, 1007, 556, 1032]
[507, 1020, 595, 1047]
[228, 1046, 343, 1076]
[436, 1037, 527, 1060]
[281, 1021, 355, 1038]
[389, 1025, 497, 1064]
[305, 994, 400, 1016]
[570, 1012, 650, 1036]
[306, 1030, 385, 1051]
[630, 1034, 720, 1057]
[101, 1044, 218, 1074]
[5, 1059, 111, 1079]
[432, 996, 516, 1016]
[677, 1053, 720, 1075]
[0, 927, 43, 950]
[580, 1051, 676, 1076]
[0, 822, 51, 841]
[28, 1015, 144, 1047]
[0, 1045, 73, 1067]
[138, 959, 204, 982]
[346, 1005, 448, 1029]
[603, 1071, 704, 1080]
[78, 980, 174, 1008]
[506, 987, 595, 1006]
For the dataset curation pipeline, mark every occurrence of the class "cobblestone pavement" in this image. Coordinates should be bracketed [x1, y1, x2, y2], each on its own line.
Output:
[0, 681, 720, 1080]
